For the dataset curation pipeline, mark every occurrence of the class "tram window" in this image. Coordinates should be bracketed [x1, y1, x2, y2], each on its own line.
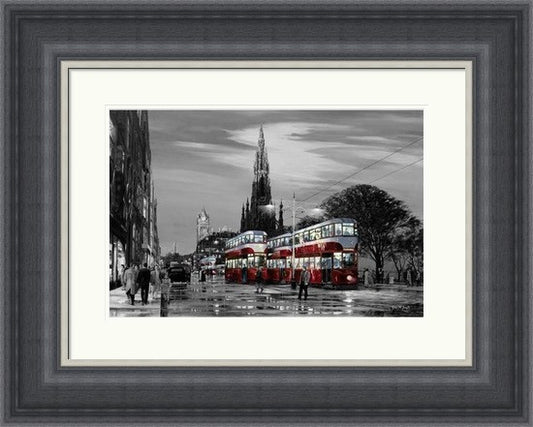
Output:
[343, 223, 355, 236]
[304, 257, 311, 268]
[295, 258, 302, 268]
[342, 252, 355, 267]
[335, 223, 343, 236]
[304, 231, 310, 242]
[333, 252, 342, 268]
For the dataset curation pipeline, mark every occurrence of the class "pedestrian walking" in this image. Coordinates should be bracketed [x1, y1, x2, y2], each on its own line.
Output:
[123, 264, 137, 305]
[242, 264, 248, 284]
[136, 263, 151, 305]
[119, 264, 125, 290]
[406, 269, 413, 287]
[150, 265, 161, 299]
[255, 267, 264, 293]
[298, 265, 311, 300]
[377, 267, 384, 284]
[160, 270, 171, 317]
[363, 268, 370, 286]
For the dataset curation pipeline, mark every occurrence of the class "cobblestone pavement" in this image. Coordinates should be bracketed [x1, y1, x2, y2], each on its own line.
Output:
[110, 275, 423, 317]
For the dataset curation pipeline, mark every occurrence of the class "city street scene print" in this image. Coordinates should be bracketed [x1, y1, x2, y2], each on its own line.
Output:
[109, 110, 423, 317]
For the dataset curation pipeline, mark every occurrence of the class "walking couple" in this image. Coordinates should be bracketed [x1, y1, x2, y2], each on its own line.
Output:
[123, 263, 152, 305]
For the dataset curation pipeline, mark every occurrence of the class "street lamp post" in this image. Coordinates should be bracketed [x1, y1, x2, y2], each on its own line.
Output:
[261, 196, 322, 287]
[290, 194, 325, 287]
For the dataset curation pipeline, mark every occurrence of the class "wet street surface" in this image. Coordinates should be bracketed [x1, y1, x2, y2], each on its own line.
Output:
[110, 275, 423, 317]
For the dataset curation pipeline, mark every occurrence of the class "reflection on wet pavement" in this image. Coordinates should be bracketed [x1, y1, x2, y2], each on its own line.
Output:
[160, 276, 423, 317]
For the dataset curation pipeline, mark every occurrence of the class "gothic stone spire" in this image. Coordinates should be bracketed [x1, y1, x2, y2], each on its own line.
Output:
[253, 124, 269, 179]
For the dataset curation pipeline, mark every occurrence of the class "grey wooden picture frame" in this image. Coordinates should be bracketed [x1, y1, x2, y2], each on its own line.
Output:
[1, 0, 531, 425]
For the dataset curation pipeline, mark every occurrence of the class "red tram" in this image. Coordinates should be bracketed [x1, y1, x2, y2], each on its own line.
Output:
[292, 218, 359, 288]
[265, 232, 293, 284]
[224, 230, 267, 284]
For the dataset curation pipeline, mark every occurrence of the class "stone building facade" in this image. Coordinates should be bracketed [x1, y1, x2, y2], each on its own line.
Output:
[109, 110, 160, 286]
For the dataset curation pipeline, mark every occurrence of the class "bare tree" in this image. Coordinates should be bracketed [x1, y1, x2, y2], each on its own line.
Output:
[388, 216, 423, 282]
[296, 215, 326, 230]
[321, 184, 417, 279]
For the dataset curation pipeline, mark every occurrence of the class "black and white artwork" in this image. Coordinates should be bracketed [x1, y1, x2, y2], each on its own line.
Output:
[109, 110, 423, 317]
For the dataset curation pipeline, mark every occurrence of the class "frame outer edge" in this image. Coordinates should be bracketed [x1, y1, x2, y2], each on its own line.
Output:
[1, 1, 14, 423]
[0, 0, 5, 422]
[1, 0, 532, 424]
[526, 1, 532, 424]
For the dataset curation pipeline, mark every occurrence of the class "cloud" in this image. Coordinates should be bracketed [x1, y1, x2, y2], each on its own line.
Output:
[148, 110, 423, 253]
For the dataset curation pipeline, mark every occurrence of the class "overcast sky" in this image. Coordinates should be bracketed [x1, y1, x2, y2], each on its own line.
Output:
[148, 110, 423, 254]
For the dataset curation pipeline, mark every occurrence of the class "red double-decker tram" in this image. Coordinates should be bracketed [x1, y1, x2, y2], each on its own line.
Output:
[293, 218, 359, 288]
[224, 230, 267, 284]
[265, 232, 293, 284]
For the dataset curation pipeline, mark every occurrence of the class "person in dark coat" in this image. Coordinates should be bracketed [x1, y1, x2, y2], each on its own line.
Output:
[242, 265, 248, 284]
[255, 267, 264, 293]
[136, 263, 151, 305]
[298, 265, 311, 300]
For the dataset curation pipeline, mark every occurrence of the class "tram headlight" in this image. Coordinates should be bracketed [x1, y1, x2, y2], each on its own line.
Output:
[347, 275, 354, 282]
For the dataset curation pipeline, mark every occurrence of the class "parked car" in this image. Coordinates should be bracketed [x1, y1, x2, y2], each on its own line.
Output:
[167, 264, 191, 287]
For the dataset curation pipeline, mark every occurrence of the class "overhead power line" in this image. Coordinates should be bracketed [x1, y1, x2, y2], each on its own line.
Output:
[299, 136, 423, 203]
[369, 157, 423, 184]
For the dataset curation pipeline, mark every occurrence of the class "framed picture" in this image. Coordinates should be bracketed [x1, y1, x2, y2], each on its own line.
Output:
[65, 62, 469, 366]
[2, 1, 531, 425]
